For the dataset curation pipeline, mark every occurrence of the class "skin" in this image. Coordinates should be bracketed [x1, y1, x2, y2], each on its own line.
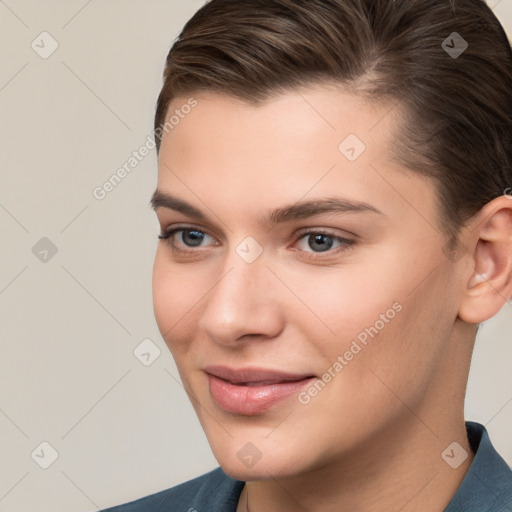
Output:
[151, 85, 512, 512]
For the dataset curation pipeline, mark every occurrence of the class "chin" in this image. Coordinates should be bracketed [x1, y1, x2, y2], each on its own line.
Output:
[218, 456, 297, 482]
[209, 437, 309, 482]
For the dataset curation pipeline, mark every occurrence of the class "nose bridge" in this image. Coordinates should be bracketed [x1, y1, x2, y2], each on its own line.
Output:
[209, 249, 266, 316]
[219, 234, 271, 298]
[199, 245, 279, 343]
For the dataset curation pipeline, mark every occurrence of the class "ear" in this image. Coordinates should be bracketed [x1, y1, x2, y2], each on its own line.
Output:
[458, 195, 512, 324]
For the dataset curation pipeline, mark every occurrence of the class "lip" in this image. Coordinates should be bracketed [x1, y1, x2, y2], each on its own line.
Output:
[205, 365, 316, 415]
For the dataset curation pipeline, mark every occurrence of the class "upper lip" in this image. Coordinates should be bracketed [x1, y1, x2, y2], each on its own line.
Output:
[204, 365, 315, 385]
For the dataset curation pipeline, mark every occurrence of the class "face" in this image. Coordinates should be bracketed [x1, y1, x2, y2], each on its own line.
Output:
[152, 85, 465, 480]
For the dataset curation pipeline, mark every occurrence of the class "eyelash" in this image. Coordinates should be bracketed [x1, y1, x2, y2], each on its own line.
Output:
[158, 225, 355, 259]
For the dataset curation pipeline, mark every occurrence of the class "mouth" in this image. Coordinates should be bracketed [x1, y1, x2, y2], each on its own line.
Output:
[204, 365, 317, 415]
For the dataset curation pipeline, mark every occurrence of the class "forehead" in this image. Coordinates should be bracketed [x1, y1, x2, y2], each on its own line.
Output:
[161, 87, 382, 171]
[163, 85, 397, 156]
[156, 86, 435, 226]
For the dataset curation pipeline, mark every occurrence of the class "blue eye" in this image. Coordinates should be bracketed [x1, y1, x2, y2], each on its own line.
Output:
[178, 229, 205, 247]
[158, 228, 215, 249]
[158, 227, 354, 257]
[294, 231, 353, 254]
[306, 233, 334, 252]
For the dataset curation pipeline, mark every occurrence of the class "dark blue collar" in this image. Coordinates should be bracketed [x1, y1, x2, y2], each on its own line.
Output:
[445, 421, 512, 511]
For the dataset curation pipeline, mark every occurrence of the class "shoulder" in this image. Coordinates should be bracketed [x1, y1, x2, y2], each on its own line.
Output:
[101, 467, 244, 512]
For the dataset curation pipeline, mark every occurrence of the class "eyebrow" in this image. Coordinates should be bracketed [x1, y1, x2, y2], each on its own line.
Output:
[150, 190, 383, 225]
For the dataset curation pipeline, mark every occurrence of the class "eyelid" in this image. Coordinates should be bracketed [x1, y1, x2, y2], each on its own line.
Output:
[159, 223, 215, 237]
[159, 225, 352, 243]
[292, 225, 358, 240]
[161, 224, 217, 237]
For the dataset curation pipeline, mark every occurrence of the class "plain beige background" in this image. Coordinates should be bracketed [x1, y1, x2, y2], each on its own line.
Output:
[0, 1, 511, 511]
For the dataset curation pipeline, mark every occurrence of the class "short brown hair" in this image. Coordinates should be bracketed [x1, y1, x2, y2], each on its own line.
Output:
[154, 0, 512, 243]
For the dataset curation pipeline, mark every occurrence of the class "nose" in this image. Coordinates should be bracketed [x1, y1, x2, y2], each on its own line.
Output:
[198, 252, 284, 347]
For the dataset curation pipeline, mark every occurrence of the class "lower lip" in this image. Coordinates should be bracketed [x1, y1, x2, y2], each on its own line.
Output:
[207, 374, 315, 415]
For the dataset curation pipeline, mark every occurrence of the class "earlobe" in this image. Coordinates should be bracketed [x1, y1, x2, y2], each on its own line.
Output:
[458, 198, 512, 324]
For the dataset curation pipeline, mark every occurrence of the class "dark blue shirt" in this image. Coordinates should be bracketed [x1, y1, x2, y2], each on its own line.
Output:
[102, 422, 511, 511]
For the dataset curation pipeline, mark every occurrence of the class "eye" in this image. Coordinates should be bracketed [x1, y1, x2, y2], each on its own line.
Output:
[158, 226, 354, 257]
[158, 227, 217, 250]
[293, 230, 354, 254]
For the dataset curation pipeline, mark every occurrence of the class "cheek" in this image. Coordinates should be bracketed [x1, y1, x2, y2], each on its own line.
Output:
[349, 271, 455, 409]
[152, 250, 203, 352]
[303, 246, 435, 354]
[279, 264, 401, 353]
[286, 253, 444, 394]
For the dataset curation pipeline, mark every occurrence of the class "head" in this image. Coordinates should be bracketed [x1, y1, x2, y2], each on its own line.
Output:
[151, 0, 512, 480]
